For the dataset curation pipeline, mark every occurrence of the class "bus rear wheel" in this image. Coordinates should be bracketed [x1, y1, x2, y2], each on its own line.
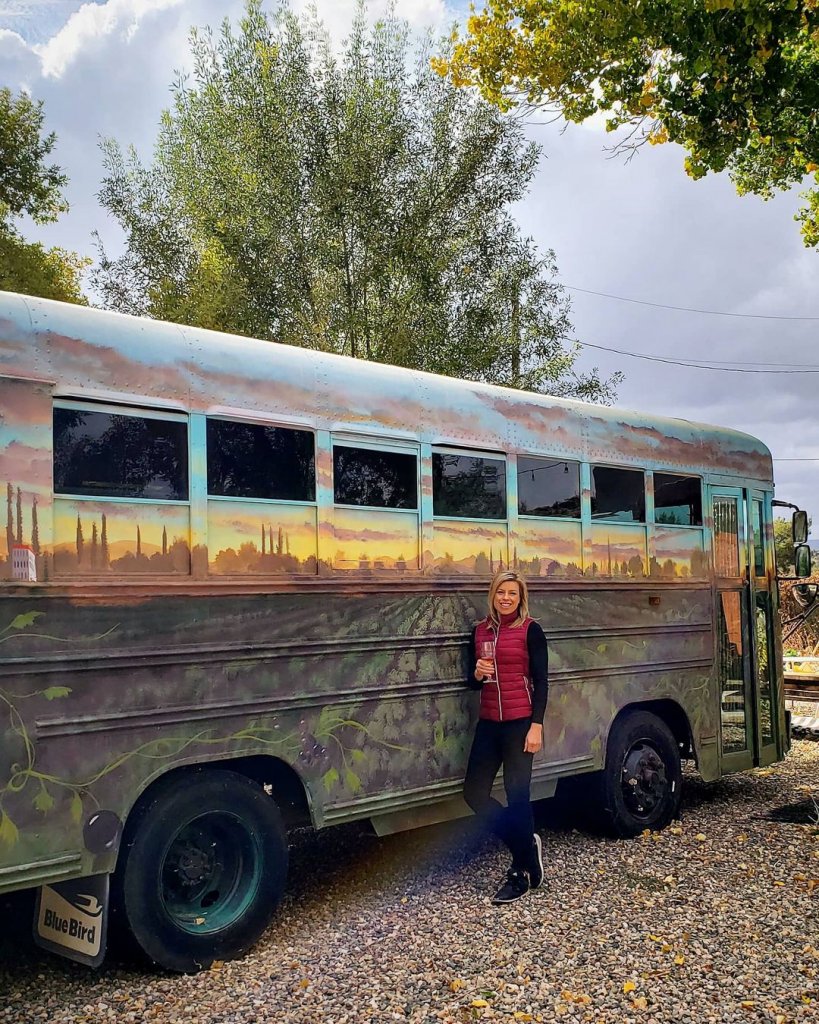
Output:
[600, 711, 682, 837]
[115, 768, 288, 972]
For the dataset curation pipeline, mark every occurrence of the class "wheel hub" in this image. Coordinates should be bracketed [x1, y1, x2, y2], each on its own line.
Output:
[621, 742, 668, 818]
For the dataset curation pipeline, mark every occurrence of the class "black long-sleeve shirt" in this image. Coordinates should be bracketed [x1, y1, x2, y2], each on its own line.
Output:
[465, 620, 549, 724]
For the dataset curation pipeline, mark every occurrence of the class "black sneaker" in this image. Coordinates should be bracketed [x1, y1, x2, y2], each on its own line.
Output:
[528, 834, 544, 890]
[492, 869, 529, 904]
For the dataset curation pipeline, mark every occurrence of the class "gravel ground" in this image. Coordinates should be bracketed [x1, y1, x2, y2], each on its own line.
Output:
[1, 740, 818, 1024]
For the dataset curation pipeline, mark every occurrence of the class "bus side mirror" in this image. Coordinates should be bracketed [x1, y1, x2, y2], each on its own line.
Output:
[794, 543, 812, 578]
[793, 510, 809, 545]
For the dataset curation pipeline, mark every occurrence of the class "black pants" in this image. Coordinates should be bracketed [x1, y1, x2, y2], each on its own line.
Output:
[463, 717, 535, 870]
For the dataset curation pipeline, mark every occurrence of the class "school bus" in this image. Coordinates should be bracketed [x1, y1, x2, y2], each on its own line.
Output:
[0, 291, 810, 971]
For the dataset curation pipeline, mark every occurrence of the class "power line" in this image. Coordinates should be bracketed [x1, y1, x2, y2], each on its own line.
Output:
[564, 284, 819, 321]
[578, 339, 819, 373]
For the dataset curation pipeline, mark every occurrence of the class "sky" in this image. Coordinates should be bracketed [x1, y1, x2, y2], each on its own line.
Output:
[1, 0, 818, 530]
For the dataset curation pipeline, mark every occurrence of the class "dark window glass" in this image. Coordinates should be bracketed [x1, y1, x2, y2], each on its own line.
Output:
[208, 419, 315, 502]
[518, 457, 580, 518]
[654, 472, 702, 526]
[333, 446, 417, 509]
[54, 407, 188, 500]
[590, 465, 645, 523]
[432, 453, 506, 519]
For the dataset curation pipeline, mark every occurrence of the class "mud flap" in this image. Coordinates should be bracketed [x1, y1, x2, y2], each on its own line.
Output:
[33, 873, 108, 967]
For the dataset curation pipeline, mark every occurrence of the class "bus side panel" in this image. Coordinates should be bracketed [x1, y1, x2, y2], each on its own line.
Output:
[0, 581, 715, 890]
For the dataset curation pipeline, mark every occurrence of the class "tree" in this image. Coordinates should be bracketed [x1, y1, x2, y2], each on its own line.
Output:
[94, 0, 620, 402]
[438, 1, 819, 248]
[0, 87, 89, 301]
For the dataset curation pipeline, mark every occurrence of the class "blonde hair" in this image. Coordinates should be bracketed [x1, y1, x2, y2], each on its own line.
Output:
[487, 570, 529, 628]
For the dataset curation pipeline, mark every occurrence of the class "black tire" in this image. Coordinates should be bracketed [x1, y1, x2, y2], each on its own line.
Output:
[113, 768, 288, 973]
[599, 711, 682, 838]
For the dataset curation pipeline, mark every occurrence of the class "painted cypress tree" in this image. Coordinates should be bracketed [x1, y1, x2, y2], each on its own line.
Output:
[5, 483, 13, 560]
[15, 487, 22, 545]
[30, 496, 40, 555]
[90, 522, 98, 568]
[75, 515, 84, 565]
[100, 513, 109, 566]
[261, 524, 266, 555]
[162, 524, 168, 556]
[136, 525, 142, 557]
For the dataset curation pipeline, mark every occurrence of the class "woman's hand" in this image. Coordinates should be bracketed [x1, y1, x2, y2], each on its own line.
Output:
[524, 723, 543, 754]
[474, 658, 494, 681]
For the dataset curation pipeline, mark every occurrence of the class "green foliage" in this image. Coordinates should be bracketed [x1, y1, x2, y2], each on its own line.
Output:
[0, 88, 88, 302]
[94, 0, 620, 402]
[441, 0, 819, 248]
[774, 516, 795, 573]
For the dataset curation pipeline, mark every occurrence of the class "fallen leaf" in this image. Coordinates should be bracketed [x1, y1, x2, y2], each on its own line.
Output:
[661, 944, 672, 953]
[674, 955, 685, 965]
[471, 999, 488, 1008]
[514, 1015, 533, 1022]
[695, 833, 707, 842]
[449, 980, 464, 992]
[775, 1016, 786, 1024]
[299, 979, 309, 989]
[623, 981, 636, 994]
[209, 960, 224, 971]
[741, 1001, 756, 1010]
[631, 996, 647, 1009]
[670, 826, 682, 835]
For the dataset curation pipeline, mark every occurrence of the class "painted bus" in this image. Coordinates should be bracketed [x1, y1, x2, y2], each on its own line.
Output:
[0, 291, 810, 972]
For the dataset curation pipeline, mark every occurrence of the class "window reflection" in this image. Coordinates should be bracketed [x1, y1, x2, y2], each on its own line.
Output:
[207, 419, 315, 502]
[590, 466, 645, 523]
[654, 473, 702, 526]
[518, 457, 580, 518]
[333, 446, 417, 509]
[54, 408, 188, 500]
[432, 453, 506, 519]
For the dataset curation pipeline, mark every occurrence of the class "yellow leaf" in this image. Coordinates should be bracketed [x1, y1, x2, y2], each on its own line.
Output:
[661, 944, 672, 953]
[775, 1016, 786, 1024]
[738, 834, 748, 843]
[471, 999, 489, 1008]
[632, 996, 648, 1010]
[623, 981, 636, 994]
[648, 934, 662, 942]
[514, 1014, 533, 1021]
[449, 980, 464, 992]
[401, 896, 408, 903]
[670, 826, 682, 835]
[741, 1001, 756, 1010]
[209, 960, 224, 971]
[695, 833, 707, 842]
[299, 979, 309, 989]
[674, 955, 685, 965]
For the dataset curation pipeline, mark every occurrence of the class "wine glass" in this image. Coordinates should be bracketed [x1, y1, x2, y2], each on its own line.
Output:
[480, 640, 496, 681]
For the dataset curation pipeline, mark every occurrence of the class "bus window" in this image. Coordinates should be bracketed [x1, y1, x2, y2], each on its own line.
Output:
[654, 473, 702, 526]
[54, 406, 188, 500]
[333, 445, 417, 509]
[590, 466, 645, 523]
[432, 452, 506, 519]
[517, 457, 580, 518]
[207, 419, 315, 502]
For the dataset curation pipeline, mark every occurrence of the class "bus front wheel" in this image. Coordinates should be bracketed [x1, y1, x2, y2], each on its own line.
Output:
[115, 768, 288, 972]
[600, 711, 682, 837]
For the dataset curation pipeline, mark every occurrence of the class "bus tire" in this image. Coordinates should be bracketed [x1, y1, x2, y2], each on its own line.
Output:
[600, 710, 682, 838]
[115, 768, 288, 972]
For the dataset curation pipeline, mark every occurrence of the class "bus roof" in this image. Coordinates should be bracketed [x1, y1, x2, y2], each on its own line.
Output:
[0, 290, 772, 483]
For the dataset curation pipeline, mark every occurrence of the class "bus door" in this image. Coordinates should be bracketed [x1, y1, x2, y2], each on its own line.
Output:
[712, 488, 777, 770]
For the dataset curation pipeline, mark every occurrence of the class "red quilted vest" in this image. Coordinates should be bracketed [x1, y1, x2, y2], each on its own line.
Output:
[475, 614, 533, 722]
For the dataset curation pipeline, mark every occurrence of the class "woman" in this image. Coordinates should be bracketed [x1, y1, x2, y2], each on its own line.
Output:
[464, 570, 548, 904]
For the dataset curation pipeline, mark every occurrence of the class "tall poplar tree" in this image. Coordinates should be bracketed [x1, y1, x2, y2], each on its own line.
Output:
[94, 0, 619, 402]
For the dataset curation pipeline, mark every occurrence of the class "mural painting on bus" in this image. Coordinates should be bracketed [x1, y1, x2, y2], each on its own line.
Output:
[52, 499, 192, 574]
[425, 520, 509, 574]
[515, 520, 584, 577]
[207, 501, 320, 574]
[651, 527, 710, 579]
[0, 580, 719, 869]
[0, 378, 53, 582]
